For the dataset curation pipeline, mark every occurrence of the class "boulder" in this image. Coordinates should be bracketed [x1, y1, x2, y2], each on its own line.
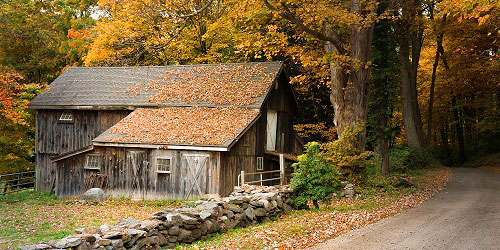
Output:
[166, 214, 183, 226]
[102, 230, 123, 239]
[75, 242, 91, 250]
[127, 228, 146, 237]
[111, 239, 124, 248]
[138, 219, 162, 231]
[254, 208, 267, 217]
[225, 204, 242, 213]
[80, 234, 96, 244]
[17, 244, 51, 250]
[117, 218, 140, 228]
[96, 239, 112, 246]
[244, 207, 256, 221]
[252, 192, 277, 201]
[80, 188, 106, 201]
[53, 236, 82, 248]
[177, 229, 193, 243]
[179, 214, 198, 225]
[168, 225, 181, 236]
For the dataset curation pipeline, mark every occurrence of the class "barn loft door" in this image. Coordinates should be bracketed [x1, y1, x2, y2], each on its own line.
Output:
[266, 110, 278, 151]
[182, 154, 210, 199]
[127, 150, 148, 200]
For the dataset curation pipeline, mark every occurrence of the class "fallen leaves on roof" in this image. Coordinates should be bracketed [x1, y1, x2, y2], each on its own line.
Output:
[104, 107, 259, 145]
[125, 63, 276, 106]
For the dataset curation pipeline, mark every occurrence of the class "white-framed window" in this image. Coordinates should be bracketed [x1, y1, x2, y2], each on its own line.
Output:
[156, 157, 172, 173]
[85, 154, 101, 170]
[59, 111, 74, 122]
[257, 157, 264, 171]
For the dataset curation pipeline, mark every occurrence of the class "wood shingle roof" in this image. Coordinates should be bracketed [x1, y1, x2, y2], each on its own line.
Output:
[93, 107, 260, 147]
[29, 62, 283, 109]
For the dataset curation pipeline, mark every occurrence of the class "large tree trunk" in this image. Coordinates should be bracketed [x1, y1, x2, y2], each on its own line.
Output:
[327, 0, 374, 149]
[398, 0, 425, 148]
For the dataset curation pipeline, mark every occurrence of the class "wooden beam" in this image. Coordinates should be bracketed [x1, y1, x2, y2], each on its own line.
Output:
[279, 154, 285, 185]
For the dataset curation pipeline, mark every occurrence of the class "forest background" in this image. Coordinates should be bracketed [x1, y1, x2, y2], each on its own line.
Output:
[0, 0, 498, 175]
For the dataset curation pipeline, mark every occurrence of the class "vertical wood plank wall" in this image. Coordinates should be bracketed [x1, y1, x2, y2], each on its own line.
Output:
[56, 147, 220, 199]
[36, 110, 130, 192]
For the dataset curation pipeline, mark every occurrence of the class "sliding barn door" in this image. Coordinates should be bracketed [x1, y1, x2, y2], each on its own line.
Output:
[182, 153, 210, 199]
[127, 150, 149, 199]
[266, 110, 278, 151]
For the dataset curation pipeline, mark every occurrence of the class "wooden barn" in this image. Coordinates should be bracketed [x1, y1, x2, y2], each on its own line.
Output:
[29, 62, 303, 199]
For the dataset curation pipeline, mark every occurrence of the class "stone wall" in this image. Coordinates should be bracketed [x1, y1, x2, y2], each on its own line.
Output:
[19, 185, 294, 250]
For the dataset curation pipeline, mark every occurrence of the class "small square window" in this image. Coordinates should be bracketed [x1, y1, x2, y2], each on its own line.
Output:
[257, 157, 264, 171]
[85, 154, 101, 170]
[59, 112, 73, 122]
[157, 157, 171, 173]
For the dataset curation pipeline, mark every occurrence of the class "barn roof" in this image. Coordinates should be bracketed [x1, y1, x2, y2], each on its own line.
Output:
[93, 107, 260, 149]
[29, 62, 284, 109]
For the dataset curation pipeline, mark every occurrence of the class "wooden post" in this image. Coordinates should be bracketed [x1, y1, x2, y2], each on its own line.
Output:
[240, 170, 245, 185]
[279, 154, 285, 185]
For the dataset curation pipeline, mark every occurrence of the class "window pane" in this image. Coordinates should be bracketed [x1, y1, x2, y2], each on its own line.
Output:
[157, 158, 171, 172]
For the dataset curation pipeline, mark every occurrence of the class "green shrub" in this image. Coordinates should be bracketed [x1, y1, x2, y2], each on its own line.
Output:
[390, 144, 433, 172]
[290, 126, 376, 209]
[290, 142, 341, 209]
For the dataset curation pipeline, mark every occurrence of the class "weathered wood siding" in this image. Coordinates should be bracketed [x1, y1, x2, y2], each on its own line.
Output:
[56, 147, 220, 199]
[220, 123, 259, 196]
[219, 74, 302, 195]
[36, 110, 130, 192]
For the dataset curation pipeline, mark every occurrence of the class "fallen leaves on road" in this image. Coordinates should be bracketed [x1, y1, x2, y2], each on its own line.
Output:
[189, 166, 452, 249]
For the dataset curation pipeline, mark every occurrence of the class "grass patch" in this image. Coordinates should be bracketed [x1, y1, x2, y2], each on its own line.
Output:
[0, 190, 185, 248]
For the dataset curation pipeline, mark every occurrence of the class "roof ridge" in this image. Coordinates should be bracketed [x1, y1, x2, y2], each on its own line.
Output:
[69, 61, 283, 69]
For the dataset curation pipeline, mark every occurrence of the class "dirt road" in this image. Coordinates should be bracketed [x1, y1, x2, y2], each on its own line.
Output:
[311, 168, 500, 250]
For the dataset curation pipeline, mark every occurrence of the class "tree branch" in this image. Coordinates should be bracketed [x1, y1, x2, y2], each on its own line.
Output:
[261, 0, 346, 55]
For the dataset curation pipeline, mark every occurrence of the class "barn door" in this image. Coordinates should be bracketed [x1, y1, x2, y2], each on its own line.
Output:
[266, 110, 278, 151]
[182, 154, 210, 199]
[127, 150, 149, 199]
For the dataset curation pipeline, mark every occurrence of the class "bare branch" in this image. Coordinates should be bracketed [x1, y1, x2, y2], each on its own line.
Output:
[261, 0, 346, 55]
[179, 0, 214, 19]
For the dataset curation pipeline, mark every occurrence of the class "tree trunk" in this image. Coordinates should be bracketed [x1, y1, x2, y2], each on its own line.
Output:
[378, 134, 390, 176]
[327, 0, 374, 149]
[427, 15, 447, 146]
[440, 123, 449, 152]
[452, 96, 467, 162]
[397, 0, 425, 148]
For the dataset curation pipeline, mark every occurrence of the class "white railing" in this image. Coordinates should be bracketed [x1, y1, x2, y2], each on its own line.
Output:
[238, 154, 286, 186]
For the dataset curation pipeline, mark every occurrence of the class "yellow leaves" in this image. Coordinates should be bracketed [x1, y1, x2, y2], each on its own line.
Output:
[478, 14, 491, 25]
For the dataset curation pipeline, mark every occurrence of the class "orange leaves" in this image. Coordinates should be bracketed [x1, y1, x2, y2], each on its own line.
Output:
[105, 106, 259, 145]
[0, 69, 28, 124]
[144, 63, 276, 106]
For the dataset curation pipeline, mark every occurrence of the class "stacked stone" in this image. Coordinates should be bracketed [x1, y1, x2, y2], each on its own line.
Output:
[18, 185, 294, 250]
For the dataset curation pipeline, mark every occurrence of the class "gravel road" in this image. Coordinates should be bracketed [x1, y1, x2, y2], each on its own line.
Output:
[310, 168, 500, 250]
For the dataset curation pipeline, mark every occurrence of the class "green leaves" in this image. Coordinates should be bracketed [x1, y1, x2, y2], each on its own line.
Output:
[291, 142, 341, 209]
